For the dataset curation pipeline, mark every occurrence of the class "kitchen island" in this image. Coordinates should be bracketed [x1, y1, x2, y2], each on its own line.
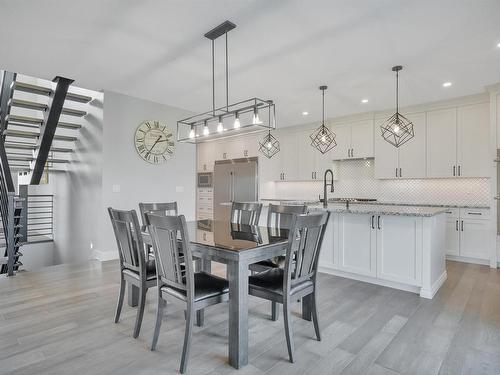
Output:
[241, 200, 448, 299]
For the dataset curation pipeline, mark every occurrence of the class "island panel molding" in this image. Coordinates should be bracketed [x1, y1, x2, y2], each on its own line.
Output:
[134, 120, 175, 164]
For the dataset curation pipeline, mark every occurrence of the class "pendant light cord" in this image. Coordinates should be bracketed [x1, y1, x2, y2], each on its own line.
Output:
[212, 39, 215, 116]
[322, 88, 325, 125]
[396, 69, 399, 114]
[226, 32, 229, 111]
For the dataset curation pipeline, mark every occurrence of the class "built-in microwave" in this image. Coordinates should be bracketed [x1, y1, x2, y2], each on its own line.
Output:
[197, 172, 213, 188]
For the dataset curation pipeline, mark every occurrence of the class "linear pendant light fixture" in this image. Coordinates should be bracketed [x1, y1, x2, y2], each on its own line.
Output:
[310, 85, 336, 154]
[177, 21, 276, 143]
[380, 65, 414, 148]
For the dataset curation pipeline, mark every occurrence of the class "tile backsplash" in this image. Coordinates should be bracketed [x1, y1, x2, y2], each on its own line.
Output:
[268, 159, 491, 207]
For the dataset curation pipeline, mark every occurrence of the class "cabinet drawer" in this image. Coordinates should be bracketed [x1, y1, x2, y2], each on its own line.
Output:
[198, 196, 213, 203]
[460, 208, 490, 220]
[443, 208, 459, 218]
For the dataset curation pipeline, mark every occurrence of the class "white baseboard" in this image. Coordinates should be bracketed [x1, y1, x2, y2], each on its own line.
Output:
[318, 264, 421, 296]
[90, 249, 118, 262]
[419, 271, 447, 299]
[445, 255, 489, 266]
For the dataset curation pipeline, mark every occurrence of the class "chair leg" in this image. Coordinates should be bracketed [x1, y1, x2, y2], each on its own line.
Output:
[283, 299, 295, 363]
[133, 286, 147, 338]
[151, 289, 166, 351]
[311, 291, 321, 341]
[271, 302, 279, 321]
[180, 304, 194, 373]
[114, 276, 126, 323]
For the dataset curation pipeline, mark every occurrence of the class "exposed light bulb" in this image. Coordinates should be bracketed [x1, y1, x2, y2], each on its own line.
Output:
[234, 113, 240, 129]
[189, 126, 195, 139]
[321, 134, 326, 143]
[252, 107, 262, 125]
[267, 141, 272, 149]
[393, 124, 400, 133]
[361, 99, 369, 104]
[442, 82, 452, 88]
[203, 122, 209, 136]
[217, 117, 223, 133]
[302, 111, 309, 116]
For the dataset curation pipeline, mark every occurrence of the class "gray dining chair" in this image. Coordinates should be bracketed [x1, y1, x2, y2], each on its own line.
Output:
[108, 207, 157, 338]
[139, 201, 178, 226]
[230, 202, 262, 226]
[147, 213, 229, 374]
[248, 211, 330, 363]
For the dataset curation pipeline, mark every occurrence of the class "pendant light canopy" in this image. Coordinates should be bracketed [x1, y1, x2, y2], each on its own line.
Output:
[380, 66, 414, 148]
[310, 85, 336, 154]
[177, 21, 276, 143]
[259, 101, 280, 158]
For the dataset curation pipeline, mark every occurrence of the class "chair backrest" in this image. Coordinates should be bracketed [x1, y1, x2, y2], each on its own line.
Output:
[267, 204, 308, 229]
[139, 202, 178, 226]
[283, 212, 330, 291]
[146, 213, 193, 298]
[231, 202, 262, 226]
[108, 207, 146, 274]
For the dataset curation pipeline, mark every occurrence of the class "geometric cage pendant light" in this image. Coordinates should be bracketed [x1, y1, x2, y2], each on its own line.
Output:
[310, 85, 336, 154]
[380, 65, 414, 148]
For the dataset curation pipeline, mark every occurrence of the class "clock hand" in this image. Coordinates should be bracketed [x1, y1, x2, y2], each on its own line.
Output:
[145, 136, 162, 157]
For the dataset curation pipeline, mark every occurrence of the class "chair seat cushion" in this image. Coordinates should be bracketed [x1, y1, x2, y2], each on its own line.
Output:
[251, 256, 286, 270]
[248, 268, 313, 297]
[123, 260, 157, 281]
[162, 272, 229, 302]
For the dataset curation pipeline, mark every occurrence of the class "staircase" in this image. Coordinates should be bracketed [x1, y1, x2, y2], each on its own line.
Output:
[0, 70, 94, 275]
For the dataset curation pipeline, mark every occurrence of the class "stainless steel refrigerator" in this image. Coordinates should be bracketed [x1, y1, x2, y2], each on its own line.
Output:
[213, 157, 258, 222]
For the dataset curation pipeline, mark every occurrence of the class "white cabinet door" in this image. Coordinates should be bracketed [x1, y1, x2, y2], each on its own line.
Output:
[331, 124, 351, 160]
[427, 108, 457, 177]
[214, 140, 231, 161]
[318, 213, 335, 267]
[398, 112, 426, 178]
[315, 147, 333, 178]
[351, 120, 374, 159]
[298, 130, 316, 180]
[197, 142, 215, 172]
[374, 119, 398, 179]
[376, 215, 422, 286]
[281, 133, 299, 181]
[259, 151, 281, 182]
[445, 218, 460, 256]
[337, 213, 376, 276]
[457, 102, 490, 178]
[459, 218, 490, 260]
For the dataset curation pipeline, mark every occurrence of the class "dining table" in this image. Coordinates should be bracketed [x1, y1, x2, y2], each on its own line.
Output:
[139, 219, 313, 369]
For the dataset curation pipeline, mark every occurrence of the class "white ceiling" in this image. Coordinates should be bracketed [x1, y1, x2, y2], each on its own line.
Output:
[1, 0, 500, 127]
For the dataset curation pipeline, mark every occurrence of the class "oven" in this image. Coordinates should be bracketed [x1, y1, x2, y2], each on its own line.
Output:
[197, 172, 213, 188]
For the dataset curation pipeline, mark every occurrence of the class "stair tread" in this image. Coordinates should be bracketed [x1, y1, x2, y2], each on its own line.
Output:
[7, 114, 81, 129]
[4, 142, 73, 152]
[9, 99, 87, 117]
[7, 155, 70, 163]
[4, 129, 77, 142]
[13, 81, 92, 103]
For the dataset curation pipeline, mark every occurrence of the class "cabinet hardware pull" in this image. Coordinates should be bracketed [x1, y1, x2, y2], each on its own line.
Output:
[351, 148, 354, 158]
[312, 172, 314, 180]
[377, 216, 381, 230]
[399, 168, 402, 177]
[461, 220, 464, 231]
[456, 220, 458, 231]
[458, 165, 461, 176]
[396, 168, 398, 177]
[453, 165, 456, 176]
[371, 215, 375, 229]
[467, 212, 482, 215]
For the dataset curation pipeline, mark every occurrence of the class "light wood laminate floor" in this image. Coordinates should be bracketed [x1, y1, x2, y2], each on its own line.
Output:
[0, 260, 499, 375]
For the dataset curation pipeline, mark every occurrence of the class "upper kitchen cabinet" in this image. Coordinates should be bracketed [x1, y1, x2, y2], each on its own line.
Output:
[427, 108, 457, 177]
[375, 112, 426, 179]
[227, 134, 258, 159]
[197, 142, 215, 172]
[280, 132, 299, 181]
[427, 103, 490, 178]
[331, 119, 374, 160]
[297, 129, 333, 180]
[457, 102, 490, 178]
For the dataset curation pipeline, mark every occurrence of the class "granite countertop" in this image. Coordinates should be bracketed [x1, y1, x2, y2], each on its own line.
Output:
[307, 203, 449, 217]
[259, 198, 490, 210]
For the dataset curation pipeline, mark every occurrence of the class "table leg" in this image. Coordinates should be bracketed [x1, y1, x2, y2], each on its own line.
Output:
[128, 284, 139, 307]
[227, 260, 249, 369]
[302, 294, 312, 321]
[195, 258, 211, 327]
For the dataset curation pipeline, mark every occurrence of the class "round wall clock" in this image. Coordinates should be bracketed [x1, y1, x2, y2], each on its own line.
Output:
[134, 120, 175, 164]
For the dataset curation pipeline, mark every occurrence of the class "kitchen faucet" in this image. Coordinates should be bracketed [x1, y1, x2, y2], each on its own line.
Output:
[322, 169, 334, 208]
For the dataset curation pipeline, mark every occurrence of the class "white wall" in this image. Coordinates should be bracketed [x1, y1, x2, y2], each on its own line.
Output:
[98, 91, 196, 258]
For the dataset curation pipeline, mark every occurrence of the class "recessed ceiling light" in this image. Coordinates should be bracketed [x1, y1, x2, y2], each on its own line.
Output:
[442, 82, 452, 88]
[361, 99, 369, 104]
[302, 111, 309, 116]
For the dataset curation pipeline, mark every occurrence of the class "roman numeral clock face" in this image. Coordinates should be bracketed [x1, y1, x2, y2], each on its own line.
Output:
[134, 120, 175, 164]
